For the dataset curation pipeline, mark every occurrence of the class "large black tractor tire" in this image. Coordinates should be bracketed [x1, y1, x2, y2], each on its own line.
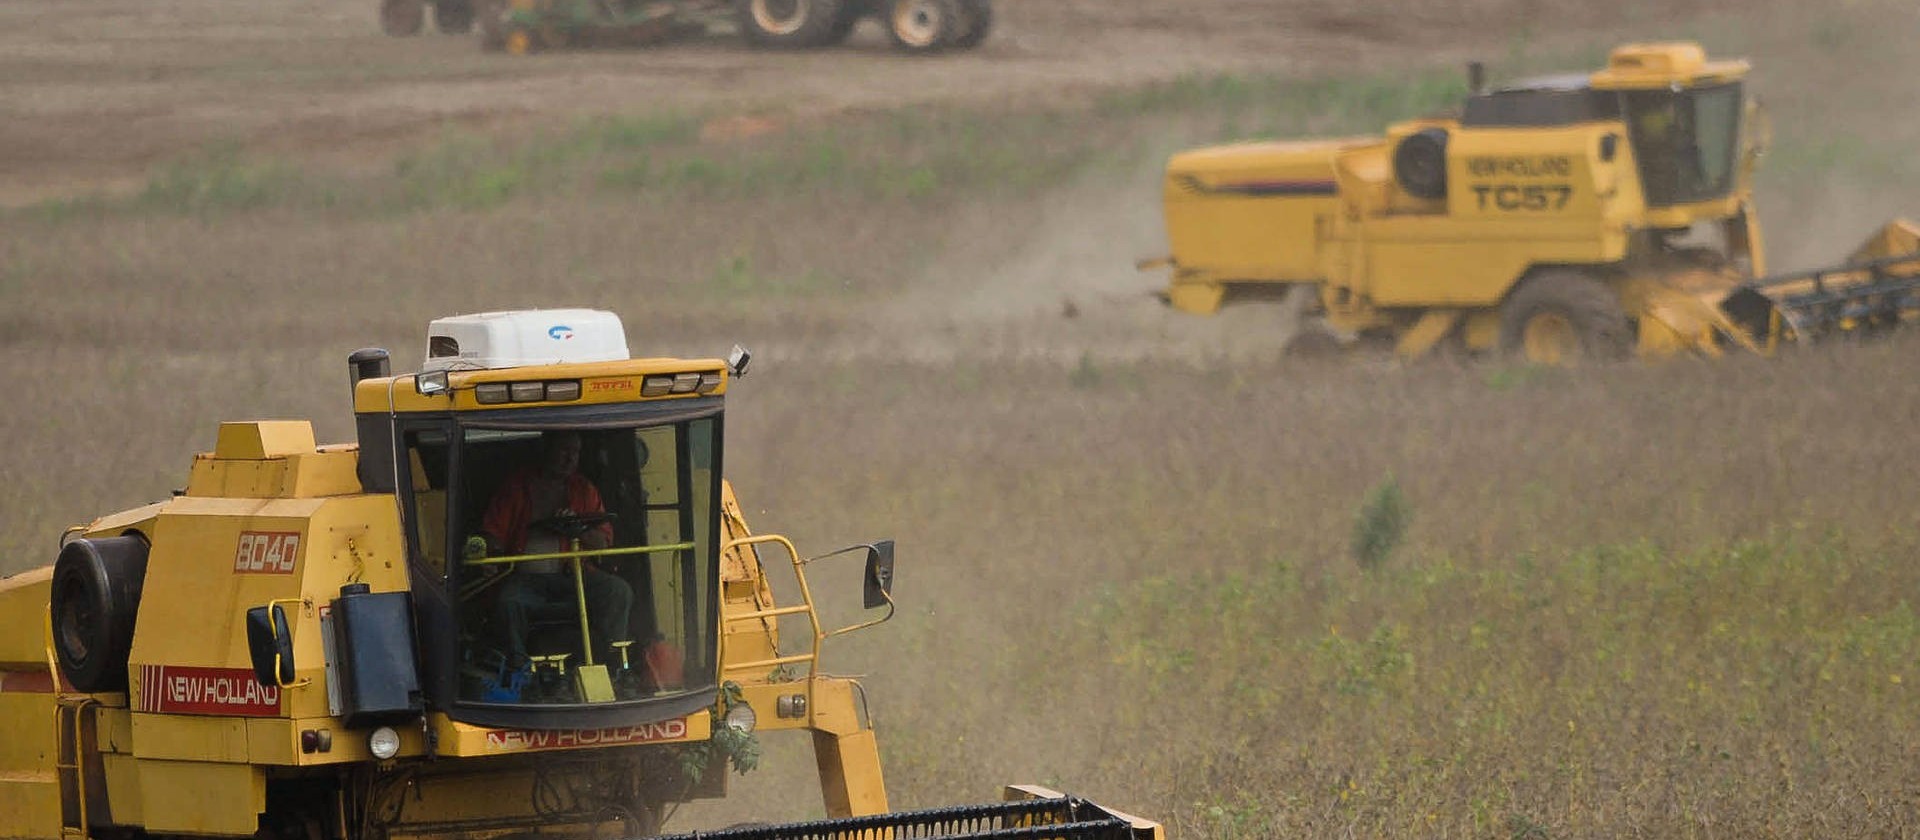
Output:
[1497, 270, 1632, 365]
[433, 0, 476, 34]
[950, 0, 991, 49]
[1393, 127, 1449, 200]
[883, 0, 962, 53]
[50, 535, 150, 693]
[735, 0, 847, 48]
[381, 0, 427, 36]
[822, 1, 861, 45]
[476, 0, 509, 50]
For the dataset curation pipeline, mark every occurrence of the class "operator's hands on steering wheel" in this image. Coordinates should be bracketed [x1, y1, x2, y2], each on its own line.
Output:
[529, 508, 617, 540]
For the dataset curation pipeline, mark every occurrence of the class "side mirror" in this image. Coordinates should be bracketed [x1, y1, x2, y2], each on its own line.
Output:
[415, 370, 451, 397]
[245, 604, 296, 687]
[863, 540, 895, 610]
[727, 345, 752, 377]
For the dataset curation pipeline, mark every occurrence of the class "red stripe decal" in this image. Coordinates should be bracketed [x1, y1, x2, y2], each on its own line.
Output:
[0, 671, 55, 693]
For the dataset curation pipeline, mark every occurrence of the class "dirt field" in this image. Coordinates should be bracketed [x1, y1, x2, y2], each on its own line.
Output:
[0, 0, 1752, 207]
[5, 0, 1920, 835]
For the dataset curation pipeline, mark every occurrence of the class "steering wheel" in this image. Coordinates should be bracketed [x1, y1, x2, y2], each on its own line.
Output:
[529, 511, 617, 541]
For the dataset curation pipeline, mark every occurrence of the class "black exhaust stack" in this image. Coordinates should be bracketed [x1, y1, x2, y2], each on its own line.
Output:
[348, 347, 391, 390]
[347, 348, 398, 493]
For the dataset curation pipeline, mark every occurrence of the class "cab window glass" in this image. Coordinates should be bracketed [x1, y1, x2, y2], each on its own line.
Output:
[447, 422, 720, 708]
[403, 429, 452, 577]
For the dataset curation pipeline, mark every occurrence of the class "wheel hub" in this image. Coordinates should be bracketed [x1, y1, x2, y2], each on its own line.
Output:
[892, 0, 940, 46]
[752, 0, 807, 34]
[1522, 311, 1578, 365]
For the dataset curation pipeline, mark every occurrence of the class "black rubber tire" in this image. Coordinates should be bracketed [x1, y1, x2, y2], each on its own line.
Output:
[735, 0, 847, 48]
[1498, 270, 1632, 363]
[50, 536, 150, 693]
[433, 0, 475, 34]
[381, 0, 427, 36]
[883, 0, 962, 53]
[1393, 127, 1449, 200]
[476, 0, 508, 50]
[950, 0, 991, 49]
[822, 1, 861, 45]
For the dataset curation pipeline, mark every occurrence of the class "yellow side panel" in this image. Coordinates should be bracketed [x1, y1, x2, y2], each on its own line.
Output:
[1163, 139, 1358, 284]
[1348, 216, 1626, 307]
[1165, 194, 1336, 282]
[1444, 125, 1624, 223]
[130, 714, 249, 763]
[0, 694, 55, 775]
[0, 771, 61, 840]
[1363, 240, 1537, 306]
[127, 500, 325, 700]
[94, 705, 133, 755]
[128, 495, 407, 725]
[214, 422, 317, 460]
[186, 459, 291, 498]
[245, 719, 298, 766]
[135, 760, 264, 836]
[184, 451, 361, 499]
[0, 693, 59, 838]
[285, 452, 364, 498]
[101, 754, 142, 825]
[0, 569, 52, 670]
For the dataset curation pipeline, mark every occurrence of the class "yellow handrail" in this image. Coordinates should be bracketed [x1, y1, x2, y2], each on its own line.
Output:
[44, 606, 93, 840]
[722, 534, 823, 681]
[465, 541, 694, 566]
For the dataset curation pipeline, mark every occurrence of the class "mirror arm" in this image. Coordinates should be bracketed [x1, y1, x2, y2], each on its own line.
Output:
[263, 598, 314, 689]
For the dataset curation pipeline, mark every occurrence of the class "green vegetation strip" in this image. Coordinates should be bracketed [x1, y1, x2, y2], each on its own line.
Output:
[21, 67, 1480, 220]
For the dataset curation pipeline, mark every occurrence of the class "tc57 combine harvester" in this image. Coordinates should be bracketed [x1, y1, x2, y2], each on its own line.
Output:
[0, 310, 1156, 840]
[1142, 42, 1920, 363]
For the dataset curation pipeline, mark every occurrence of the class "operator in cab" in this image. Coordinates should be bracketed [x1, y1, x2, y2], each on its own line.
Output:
[466, 431, 634, 676]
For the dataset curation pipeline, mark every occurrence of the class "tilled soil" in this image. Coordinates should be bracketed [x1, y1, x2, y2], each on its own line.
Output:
[0, 0, 1730, 206]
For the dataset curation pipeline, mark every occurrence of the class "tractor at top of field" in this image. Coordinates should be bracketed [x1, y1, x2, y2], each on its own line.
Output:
[1140, 41, 1920, 364]
[381, 0, 992, 56]
[0, 309, 1158, 840]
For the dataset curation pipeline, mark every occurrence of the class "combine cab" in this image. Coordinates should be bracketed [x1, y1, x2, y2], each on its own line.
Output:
[0, 310, 1156, 840]
[1143, 41, 1920, 363]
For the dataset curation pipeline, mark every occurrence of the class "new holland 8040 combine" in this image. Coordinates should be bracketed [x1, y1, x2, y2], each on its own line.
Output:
[0, 311, 1157, 840]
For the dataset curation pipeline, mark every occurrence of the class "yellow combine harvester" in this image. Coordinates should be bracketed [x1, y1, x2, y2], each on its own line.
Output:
[0, 310, 1157, 840]
[1143, 42, 1920, 362]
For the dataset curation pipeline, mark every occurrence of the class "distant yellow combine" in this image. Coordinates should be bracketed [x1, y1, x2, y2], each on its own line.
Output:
[0, 310, 1159, 840]
[1143, 42, 1920, 362]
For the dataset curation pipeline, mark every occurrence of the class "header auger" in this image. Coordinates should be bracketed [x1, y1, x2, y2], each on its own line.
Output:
[1142, 41, 1920, 364]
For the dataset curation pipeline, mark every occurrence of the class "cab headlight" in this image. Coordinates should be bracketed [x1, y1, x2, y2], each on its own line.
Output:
[724, 703, 757, 733]
[368, 726, 401, 760]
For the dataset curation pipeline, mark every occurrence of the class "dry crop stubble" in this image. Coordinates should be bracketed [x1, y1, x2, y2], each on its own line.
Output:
[4, 0, 1920, 833]
[698, 338, 1920, 833]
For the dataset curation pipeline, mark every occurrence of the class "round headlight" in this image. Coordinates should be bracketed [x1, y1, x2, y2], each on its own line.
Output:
[724, 702, 757, 733]
[368, 726, 401, 760]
